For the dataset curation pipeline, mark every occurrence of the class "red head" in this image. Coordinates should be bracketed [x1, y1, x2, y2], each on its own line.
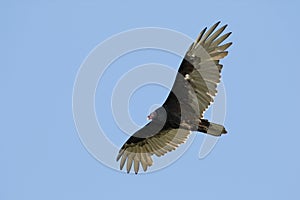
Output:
[147, 111, 157, 120]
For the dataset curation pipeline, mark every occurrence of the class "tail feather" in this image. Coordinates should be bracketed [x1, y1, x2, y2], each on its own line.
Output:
[198, 119, 227, 136]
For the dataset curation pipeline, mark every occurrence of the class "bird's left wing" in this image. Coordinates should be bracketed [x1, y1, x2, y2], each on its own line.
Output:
[116, 121, 190, 174]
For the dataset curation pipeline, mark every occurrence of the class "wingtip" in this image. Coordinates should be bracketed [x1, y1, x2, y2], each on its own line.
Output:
[116, 154, 121, 162]
[215, 21, 221, 26]
[116, 148, 124, 161]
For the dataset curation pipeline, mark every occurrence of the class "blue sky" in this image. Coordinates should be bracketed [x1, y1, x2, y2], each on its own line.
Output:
[1, 0, 300, 199]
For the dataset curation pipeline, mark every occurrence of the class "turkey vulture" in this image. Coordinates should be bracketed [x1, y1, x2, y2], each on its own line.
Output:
[116, 21, 232, 174]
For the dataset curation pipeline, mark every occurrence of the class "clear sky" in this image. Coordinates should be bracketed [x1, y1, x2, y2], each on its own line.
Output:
[1, 0, 300, 199]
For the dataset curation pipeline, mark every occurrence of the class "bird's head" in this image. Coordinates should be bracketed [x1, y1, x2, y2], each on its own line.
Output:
[147, 112, 157, 120]
[147, 107, 167, 123]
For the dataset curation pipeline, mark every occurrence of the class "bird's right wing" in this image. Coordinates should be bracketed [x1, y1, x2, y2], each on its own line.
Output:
[116, 121, 190, 174]
[163, 21, 232, 121]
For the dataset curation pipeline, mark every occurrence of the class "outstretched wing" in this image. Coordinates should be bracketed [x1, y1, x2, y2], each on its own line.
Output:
[116, 121, 190, 174]
[163, 21, 232, 119]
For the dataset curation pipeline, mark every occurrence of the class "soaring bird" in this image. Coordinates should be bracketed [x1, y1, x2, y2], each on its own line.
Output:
[117, 21, 232, 174]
